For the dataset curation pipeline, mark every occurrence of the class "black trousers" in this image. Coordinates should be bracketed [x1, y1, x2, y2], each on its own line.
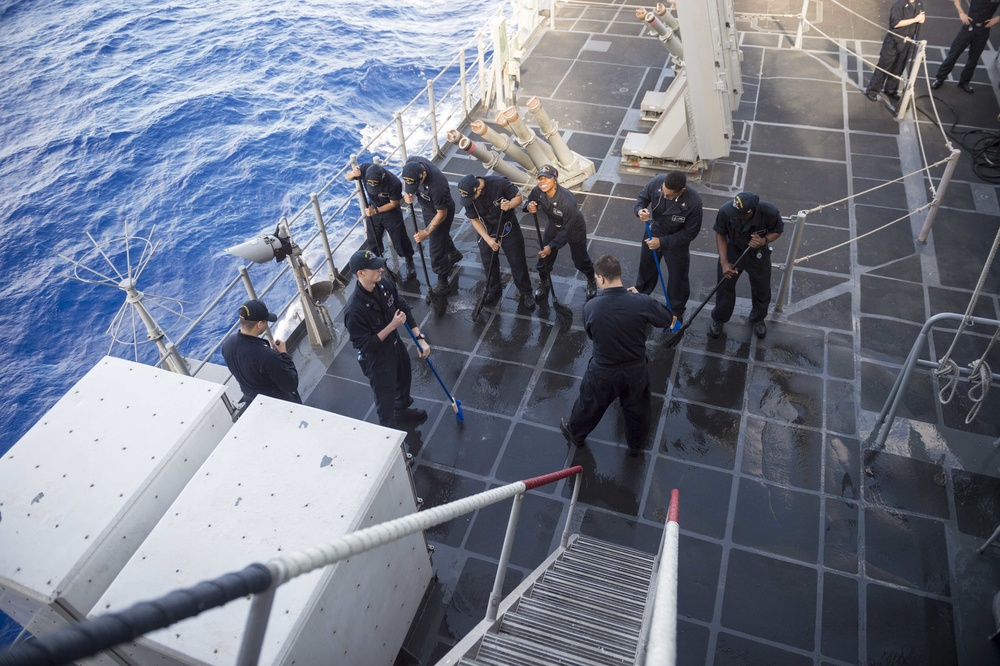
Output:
[567, 359, 651, 449]
[418, 203, 459, 281]
[478, 221, 533, 296]
[936, 25, 991, 86]
[359, 336, 413, 429]
[866, 37, 912, 95]
[635, 241, 691, 317]
[536, 231, 593, 278]
[711, 248, 773, 324]
[367, 214, 414, 260]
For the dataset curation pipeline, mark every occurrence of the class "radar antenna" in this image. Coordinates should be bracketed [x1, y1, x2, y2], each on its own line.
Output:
[59, 223, 192, 375]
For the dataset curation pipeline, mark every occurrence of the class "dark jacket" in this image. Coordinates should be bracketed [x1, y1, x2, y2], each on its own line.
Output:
[405, 156, 454, 216]
[344, 277, 416, 359]
[221, 332, 301, 404]
[526, 184, 587, 249]
[358, 162, 404, 227]
[634, 175, 704, 251]
[584, 287, 673, 367]
[463, 175, 519, 231]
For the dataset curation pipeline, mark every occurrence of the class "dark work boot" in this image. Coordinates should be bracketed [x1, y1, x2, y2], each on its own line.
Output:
[585, 271, 597, 300]
[403, 258, 417, 281]
[520, 291, 536, 311]
[434, 276, 451, 295]
[534, 274, 551, 301]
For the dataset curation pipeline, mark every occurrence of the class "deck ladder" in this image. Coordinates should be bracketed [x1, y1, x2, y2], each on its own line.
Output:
[441, 535, 659, 666]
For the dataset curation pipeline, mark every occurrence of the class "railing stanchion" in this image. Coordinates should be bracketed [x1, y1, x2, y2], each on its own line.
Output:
[774, 210, 808, 313]
[428, 78, 442, 159]
[236, 586, 278, 666]
[560, 473, 582, 549]
[918, 148, 961, 243]
[477, 34, 488, 111]
[238, 266, 275, 346]
[487, 492, 525, 622]
[794, 0, 810, 49]
[309, 192, 338, 282]
[896, 40, 925, 122]
[459, 49, 469, 121]
[395, 111, 408, 164]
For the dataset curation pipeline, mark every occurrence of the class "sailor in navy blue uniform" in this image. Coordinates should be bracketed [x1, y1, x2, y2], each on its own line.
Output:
[221, 299, 301, 405]
[560, 255, 675, 457]
[633, 171, 703, 321]
[346, 162, 417, 281]
[401, 157, 463, 293]
[457, 173, 535, 311]
[524, 164, 597, 300]
[709, 192, 784, 340]
[932, 0, 1000, 93]
[344, 250, 430, 429]
[865, 0, 925, 100]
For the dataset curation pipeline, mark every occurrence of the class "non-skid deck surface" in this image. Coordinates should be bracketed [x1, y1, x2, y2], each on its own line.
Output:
[307, 1, 1000, 663]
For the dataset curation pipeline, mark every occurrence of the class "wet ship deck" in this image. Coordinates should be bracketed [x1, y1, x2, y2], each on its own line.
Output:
[306, 1, 1000, 663]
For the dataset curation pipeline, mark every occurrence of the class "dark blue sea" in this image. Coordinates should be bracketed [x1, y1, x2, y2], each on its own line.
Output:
[0, 0, 492, 644]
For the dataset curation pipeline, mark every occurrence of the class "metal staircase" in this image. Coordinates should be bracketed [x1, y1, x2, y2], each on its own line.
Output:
[457, 535, 657, 665]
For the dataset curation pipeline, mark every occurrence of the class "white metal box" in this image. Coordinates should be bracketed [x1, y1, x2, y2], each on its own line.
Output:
[0, 356, 232, 636]
[92, 396, 431, 666]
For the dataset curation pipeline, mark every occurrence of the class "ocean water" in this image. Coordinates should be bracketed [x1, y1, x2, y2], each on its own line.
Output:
[0, 0, 493, 643]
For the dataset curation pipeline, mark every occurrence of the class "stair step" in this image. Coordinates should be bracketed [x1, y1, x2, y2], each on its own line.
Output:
[572, 536, 656, 563]
[514, 597, 644, 640]
[537, 571, 649, 605]
[477, 632, 614, 666]
[500, 615, 637, 661]
[525, 588, 646, 628]
[551, 559, 652, 590]
[563, 543, 656, 575]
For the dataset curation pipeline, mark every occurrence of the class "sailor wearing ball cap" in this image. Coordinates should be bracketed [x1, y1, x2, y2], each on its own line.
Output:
[343, 249, 430, 428]
[345, 161, 417, 281]
[458, 173, 535, 311]
[401, 157, 463, 294]
[709, 192, 783, 339]
[524, 164, 597, 301]
[221, 299, 302, 405]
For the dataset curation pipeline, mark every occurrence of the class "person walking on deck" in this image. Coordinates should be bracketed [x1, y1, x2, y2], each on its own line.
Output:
[458, 173, 536, 311]
[525, 164, 597, 301]
[708, 192, 784, 340]
[401, 157, 463, 294]
[633, 170, 703, 322]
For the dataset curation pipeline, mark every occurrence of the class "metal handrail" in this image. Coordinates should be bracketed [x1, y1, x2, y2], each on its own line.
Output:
[0, 465, 583, 666]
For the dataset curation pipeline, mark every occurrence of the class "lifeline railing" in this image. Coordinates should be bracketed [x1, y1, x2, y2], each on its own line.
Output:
[144, 0, 553, 373]
[0, 465, 583, 666]
[872, 312, 1000, 450]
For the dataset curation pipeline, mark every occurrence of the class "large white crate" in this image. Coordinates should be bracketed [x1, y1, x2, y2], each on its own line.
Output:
[92, 396, 431, 666]
[0, 356, 232, 635]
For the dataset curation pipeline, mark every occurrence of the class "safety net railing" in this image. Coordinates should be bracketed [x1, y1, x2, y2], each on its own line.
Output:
[0, 465, 584, 666]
